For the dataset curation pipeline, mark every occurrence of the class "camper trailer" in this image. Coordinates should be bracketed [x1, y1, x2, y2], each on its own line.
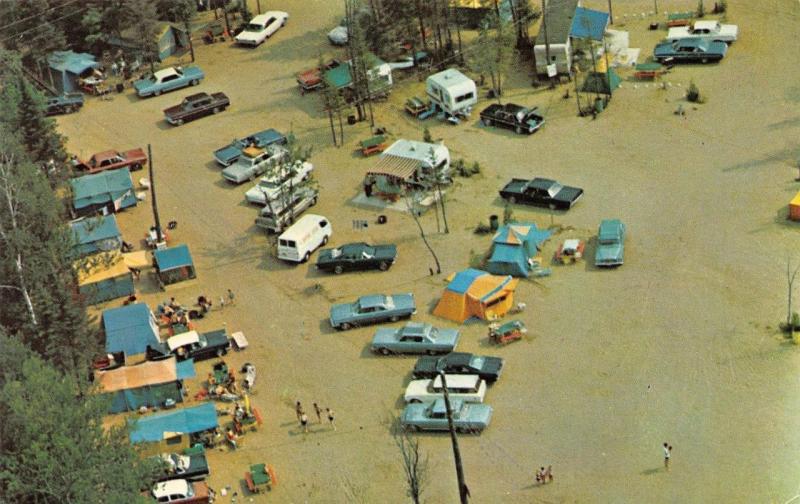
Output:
[425, 69, 477, 119]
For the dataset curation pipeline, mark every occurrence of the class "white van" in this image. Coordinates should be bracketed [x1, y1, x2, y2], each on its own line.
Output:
[277, 214, 332, 262]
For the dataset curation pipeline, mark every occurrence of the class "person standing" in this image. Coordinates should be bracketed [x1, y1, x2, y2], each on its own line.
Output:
[326, 408, 336, 431]
[663, 442, 673, 471]
[313, 402, 322, 423]
[300, 412, 309, 433]
[295, 401, 304, 422]
[227, 289, 235, 305]
[545, 465, 553, 483]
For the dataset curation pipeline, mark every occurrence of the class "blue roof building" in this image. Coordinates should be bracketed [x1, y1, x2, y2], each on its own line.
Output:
[70, 215, 122, 257]
[153, 244, 196, 286]
[570, 7, 610, 41]
[102, 303, 160, 359]
[70, 169, 137, 217]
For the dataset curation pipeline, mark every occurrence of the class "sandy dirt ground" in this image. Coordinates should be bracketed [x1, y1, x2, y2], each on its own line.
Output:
[59, 0, 800, 502]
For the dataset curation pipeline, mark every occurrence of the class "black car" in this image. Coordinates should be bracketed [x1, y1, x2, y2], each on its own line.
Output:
[499, 177, 583, 210]
[147, 330, 230, 362]
[316, 242, 397, 274]
[480, 103, 545, 135]
[412, 352, 504, 384]
[152, 448, 210, 483]
[45, 93, 84, 116]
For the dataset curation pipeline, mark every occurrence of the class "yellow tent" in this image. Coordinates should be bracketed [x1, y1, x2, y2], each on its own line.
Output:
[433, 269, 519, 323]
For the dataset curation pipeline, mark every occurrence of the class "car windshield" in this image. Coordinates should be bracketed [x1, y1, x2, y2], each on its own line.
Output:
[330, 248, 343, 258]
[469, 356, 485, 368]
[258, 179, 280, 189]
[244, 23, 264, 32]
[547, 183, 563, 197]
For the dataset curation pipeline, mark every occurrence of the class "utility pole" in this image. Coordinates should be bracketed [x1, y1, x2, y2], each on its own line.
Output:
[607, 0, 614, 24]
[221, 0, 231, 37]
[147, 144, 163, 244]
[541, 0, 553, 87]
[439, 371, 469, 503]
[256, 0, 262, 14]
[653, 0, 658, 14]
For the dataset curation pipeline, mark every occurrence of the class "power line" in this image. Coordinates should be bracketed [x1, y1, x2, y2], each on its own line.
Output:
[0, 5, 88, 45]
[0, 0, 80, 34]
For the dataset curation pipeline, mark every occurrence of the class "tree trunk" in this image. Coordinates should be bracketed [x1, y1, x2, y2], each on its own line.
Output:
[406, 193, 441, 274]
[437, 182, 449, 234]
[440, 372, 469, 503]
[337, 109, 345, 145]
[414, 0, 430, 55]
[327, 106, 337, 146]
[185, 21, 195, 62]
[148, 145, 163, 243]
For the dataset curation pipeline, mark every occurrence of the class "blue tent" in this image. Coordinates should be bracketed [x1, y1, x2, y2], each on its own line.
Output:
[129, 402, 218, 443]
[98, 357, 194, 413]
[486, 223, 552, 277]
[70, 169, 137, 217]
[47, 51, 100, 93]
[102, 303, 160, 358]
[154, 244, 196, 286]
[570, 7, 609, 41]
[70, 215, 122, 257]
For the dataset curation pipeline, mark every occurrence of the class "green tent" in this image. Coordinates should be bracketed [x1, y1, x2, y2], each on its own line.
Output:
[581, 68, 621, 95]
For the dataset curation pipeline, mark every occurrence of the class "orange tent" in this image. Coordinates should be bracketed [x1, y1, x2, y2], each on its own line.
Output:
[433, 269, 519, 323]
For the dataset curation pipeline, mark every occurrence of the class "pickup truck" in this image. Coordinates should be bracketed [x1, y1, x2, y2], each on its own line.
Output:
[499, 177, 583, 210]
[255, 187, 318, 233]
[163, 92, 229, 126]
[666, 20, 738, 43]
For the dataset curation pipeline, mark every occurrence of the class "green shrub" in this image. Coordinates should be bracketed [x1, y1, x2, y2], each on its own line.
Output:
[470, 161, 481, 175]
[686, 80, 701, 103]
[474, 222, 492, 234]
[696, 0, 705, 17]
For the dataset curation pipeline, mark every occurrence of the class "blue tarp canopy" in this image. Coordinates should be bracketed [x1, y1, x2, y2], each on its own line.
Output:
[486, 223, 552, 277]
[129, 402, 218, 443]
[47, 51, 100, 93]
[71, 215, 122, 256]
[102, 303, 159, 356]
[570, 7, 609, 41]
[70, 169, 136, 217]
[446, 268, 486, 294]
[176, 359, 196, 380]
[154, 244, 193, 272]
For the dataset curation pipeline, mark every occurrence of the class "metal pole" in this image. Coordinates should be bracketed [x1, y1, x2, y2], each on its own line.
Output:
[256, 0, 262, 14]
[607, 0, 614, 24]
[439, 371, 469, 503]
[147, 144, 163, 244]
[653, 0, 658, 14]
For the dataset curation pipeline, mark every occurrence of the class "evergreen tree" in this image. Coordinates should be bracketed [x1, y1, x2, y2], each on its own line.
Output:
[0, 332, 155, 504]
[14, 76, 68, 177]
[0, 137, 99, 378]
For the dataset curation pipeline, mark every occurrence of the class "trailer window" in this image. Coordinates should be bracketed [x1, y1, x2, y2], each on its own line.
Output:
[455, 92, 474, 103]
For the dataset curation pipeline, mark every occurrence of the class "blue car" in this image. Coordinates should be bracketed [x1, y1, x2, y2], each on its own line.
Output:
[213, 128, 287, 166]
[330, 294, 416, 330]
[595, 219, 626, 267]
[371, 322, 459, 355]
[133, 65, 205, 97]
[45, 93, 84, 116]
[654, 37, 727, 64]
[402, 398, 493, 433]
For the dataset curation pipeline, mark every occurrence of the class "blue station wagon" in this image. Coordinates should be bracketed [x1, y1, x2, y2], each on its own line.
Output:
[402, 398, 493, 433]
[330, 294, 416, 330]
[371, 322, 459, 355]
[595, 219, 626, 267]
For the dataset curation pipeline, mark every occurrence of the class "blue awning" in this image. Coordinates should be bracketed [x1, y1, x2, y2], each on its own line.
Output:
[129, 402, 218, 443]
[176, 359, 196, 380]
[102, 303, 159, 356]
[570, 7, 609, 41]
[48, 50, 99, 75]
[154, 244, 194, 272]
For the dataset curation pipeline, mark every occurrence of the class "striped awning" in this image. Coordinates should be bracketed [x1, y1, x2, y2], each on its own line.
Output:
[367, 155, 419, 181]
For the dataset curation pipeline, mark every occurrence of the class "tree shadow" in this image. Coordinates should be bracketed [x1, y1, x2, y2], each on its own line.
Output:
[641, 467, 663, 476]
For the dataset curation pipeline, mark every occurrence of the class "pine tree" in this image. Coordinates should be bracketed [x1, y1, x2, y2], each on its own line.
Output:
[15, 76, 67, 179]
[0, 332, 157, 504]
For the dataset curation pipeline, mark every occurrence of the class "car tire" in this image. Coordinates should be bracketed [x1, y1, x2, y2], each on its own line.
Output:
[390, 315, 399, 322]
[379, 348, 391, 356]
[303, 251, 311, 262]
[701, 57, 709, 64]
[310, 197, 318, 206]
[322, 235, 328, 245]
[426, 350, 437, 356]
[190, 79, 199, 86]
[66, 105, 75, 114]
[515, 125, 522, 134]
[132, 163, 142, 171]
[378, 261, 389, 271]
[216, 348, 224, 357]
[482, 118, 491, 127]
[154, 89, 161, 96]
[413, 425, 421, 432]
[334, 265, 343, 275]
[508, 196, 517, 204]
[213, 107, 220, 114]
[176, 119, 184, 126]
[340, 322, 352, 330]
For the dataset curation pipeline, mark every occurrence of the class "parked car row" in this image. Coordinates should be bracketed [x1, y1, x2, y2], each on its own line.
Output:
[654, 20, 738, 64]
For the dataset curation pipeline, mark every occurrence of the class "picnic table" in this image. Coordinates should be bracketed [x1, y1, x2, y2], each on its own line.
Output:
[666, 11, 694, 27]
[405, 96, 428, 116]
[633, 63, 665, 80]
[245, 463, 277, 493]
[359, 135, 386, 156]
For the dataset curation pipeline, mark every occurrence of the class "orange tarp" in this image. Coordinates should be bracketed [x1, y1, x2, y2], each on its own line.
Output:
[96, 357, 178, 392]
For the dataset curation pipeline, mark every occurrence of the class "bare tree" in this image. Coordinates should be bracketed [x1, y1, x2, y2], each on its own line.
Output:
[0, 154, 37, 326]
[786, 258, 800, 338]
[394, 425, 429, 504]
[403, 191, 441, 274]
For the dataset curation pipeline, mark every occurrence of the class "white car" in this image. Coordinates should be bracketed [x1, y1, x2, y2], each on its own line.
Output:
[221, 145, 286, 184]
[404, 374, 487, 404]
[235, 11, 288, 47]
[666, 20, 738, 43]
[245, 161, 314, 205]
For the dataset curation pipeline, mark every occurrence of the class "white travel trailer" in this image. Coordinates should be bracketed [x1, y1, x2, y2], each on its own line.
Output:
[425, 68, 477, 118]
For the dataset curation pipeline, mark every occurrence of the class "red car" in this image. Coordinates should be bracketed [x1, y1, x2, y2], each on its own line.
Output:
[296, 59, 340, 94]
[72, 148, 147, 174]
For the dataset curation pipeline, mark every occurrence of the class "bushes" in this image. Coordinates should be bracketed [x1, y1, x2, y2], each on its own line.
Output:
[453, 158, 482, 178]
[686, 80, 703, 103]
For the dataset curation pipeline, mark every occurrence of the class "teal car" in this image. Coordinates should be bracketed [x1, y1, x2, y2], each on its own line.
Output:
[330, 294, 416, 330]
[595, 219, 626, 267]
[402, 398, 492, 433]
[371, 322, 459, 355]
[133, 65, 205, 97]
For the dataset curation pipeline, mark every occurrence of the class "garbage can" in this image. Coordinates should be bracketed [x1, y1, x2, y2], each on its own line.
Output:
[594, 97, 604, 114]
[489, 214, 499, 231]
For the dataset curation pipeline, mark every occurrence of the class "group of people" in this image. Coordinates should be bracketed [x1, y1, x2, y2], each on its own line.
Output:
[207, 366, 239, 398]
[535, 465, 554, 485]
[296, 401, 335, 433]
[162, 298, 190, 327]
